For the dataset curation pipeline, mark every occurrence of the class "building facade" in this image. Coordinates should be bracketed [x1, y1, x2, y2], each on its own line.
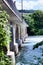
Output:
[0, 0, 28, 65]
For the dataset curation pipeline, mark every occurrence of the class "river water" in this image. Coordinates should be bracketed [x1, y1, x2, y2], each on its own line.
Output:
[16, 36, 43, 65]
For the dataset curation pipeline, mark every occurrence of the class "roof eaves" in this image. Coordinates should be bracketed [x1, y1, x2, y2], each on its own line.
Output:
[3, 0, 22, 22]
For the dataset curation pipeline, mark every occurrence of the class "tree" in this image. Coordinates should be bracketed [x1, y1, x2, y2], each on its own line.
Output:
[31, 10, 43, 29]
[23, 10, 43, 35]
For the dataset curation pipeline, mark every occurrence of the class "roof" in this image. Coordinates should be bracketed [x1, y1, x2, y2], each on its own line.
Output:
[0, 0, 28, 26]
[0, 0, 22, 22]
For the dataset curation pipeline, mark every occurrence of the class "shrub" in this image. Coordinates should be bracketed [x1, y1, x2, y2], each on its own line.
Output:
[0, 5, 11, 54]
[33, 41, 43, 49]
[0, 55, 12, 65]
[0, 5, 12, 65]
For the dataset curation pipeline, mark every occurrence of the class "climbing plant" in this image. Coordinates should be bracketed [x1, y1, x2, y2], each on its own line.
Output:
[0, 5, 11, 54]
[0, 5, 11, 65]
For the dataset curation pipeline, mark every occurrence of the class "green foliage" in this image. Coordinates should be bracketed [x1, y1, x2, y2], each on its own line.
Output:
[33, 41, 43, 49]
[23, 10, 43, 35]
[0, 5, 11, 54]
[35, 29, 43, 35]
[31, 10, 43, 29]
[0, 5, 12, 65]
[0, 55, 12, 65]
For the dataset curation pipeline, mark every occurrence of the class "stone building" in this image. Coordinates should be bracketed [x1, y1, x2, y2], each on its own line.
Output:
[0, 0, 28, 65]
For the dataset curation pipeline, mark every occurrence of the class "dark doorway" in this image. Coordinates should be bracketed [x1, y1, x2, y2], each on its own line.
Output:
[10, 22, 14, 51]
[16, 25, 19, 43]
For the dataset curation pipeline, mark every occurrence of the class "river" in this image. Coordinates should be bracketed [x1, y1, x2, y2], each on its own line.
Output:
[16, 36, 43, 65]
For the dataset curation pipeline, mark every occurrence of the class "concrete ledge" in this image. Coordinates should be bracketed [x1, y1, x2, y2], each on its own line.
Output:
[7, 51, 16, 65]
[14, 43, 19, 55]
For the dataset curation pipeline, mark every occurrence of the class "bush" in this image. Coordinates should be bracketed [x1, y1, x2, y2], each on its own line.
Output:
[35, 29, 43, 35]
[0, 5, 12, 65]
[0, 55, 12, 65]
[33, 41, 43, 49]
[0, 5, 11, 54]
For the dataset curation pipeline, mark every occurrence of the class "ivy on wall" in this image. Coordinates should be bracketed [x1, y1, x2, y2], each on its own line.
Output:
[0, 5, 12, 65]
